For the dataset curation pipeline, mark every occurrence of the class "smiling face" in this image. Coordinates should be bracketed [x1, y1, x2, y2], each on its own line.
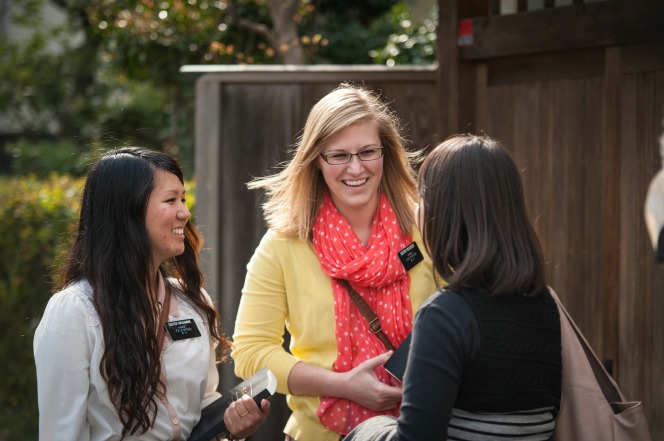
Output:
[318, 120, 384, 221]
[145, 169, 191, 269]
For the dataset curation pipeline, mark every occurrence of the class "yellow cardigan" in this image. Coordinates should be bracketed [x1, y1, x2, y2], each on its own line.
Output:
[232, 227, 438, 441]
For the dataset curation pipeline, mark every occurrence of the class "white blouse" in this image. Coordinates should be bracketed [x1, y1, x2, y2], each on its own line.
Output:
[34, 279, 221, 441]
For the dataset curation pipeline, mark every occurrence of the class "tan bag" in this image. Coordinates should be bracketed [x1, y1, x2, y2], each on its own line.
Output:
[549, 288, 651, 441]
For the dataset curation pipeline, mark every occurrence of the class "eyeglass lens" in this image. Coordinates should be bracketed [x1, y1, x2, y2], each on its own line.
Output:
[323, 148, 384, 164]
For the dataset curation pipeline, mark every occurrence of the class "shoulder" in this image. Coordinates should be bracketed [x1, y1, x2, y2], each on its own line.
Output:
[409, 224, 425, 243]
[405, 224, 427, 255]
[415, 288, 479, 334]
[167, 277, 214, 320]
[250, 229, 314, 263]
[411, 288, 481, 363]
[40, 279, 100, 327]
[260, 229, 305, 248]
[406, 224, 443, 286]
[419, 288, 474, 315]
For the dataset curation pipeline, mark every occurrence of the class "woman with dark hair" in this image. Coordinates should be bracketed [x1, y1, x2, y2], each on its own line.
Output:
[34, 147, 269, 440]
[345, 134, 562, 440]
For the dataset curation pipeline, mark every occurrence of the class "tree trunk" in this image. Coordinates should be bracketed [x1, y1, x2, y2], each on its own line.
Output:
[268, 0, 304, 64]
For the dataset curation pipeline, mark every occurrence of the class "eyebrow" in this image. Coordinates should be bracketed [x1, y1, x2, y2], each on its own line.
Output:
[325, 144, 381, 152]
[163, 188, 186, 195]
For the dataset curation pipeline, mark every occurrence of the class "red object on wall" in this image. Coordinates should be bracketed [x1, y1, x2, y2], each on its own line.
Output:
[457, 19, 474, 46]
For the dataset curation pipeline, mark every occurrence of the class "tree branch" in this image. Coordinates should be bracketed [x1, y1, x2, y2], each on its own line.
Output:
[226, 0, 278, 49]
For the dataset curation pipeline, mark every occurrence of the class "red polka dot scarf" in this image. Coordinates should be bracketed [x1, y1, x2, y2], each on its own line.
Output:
[312, 192, 414, 435]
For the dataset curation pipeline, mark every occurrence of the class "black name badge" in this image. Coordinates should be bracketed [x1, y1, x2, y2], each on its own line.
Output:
[165, 319, 202, 341]
[398, 242, 424, 271]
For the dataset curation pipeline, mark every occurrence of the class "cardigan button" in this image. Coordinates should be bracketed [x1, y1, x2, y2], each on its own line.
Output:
[172, 418, 179, 425]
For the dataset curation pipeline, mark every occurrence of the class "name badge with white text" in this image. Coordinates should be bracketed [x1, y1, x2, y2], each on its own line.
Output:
[165, 319, 202, 341]
[398, 242, 424, 271]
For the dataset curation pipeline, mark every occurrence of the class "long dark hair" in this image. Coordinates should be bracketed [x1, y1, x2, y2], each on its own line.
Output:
[60, 147, 230, 436]
[418, 134, 546, 296]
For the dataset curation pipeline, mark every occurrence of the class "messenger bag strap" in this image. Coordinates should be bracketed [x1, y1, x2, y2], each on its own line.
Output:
[336, 278, 396, 351]
[156, 283, 172, 351]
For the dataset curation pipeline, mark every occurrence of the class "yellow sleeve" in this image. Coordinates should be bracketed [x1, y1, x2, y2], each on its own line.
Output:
[231, 231, 300, 395]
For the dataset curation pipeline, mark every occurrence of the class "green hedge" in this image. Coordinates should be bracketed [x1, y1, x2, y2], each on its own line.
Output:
[0, 174, 82, 440]
[3, 139, 91, 178]
[0, 174, 196, 440]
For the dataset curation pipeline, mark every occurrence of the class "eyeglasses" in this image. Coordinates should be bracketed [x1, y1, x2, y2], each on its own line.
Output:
[320, 147, 385, 165]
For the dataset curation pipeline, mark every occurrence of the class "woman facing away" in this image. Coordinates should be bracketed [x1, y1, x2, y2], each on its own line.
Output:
[345, 134, 563, 441]
[34, 147, 269, 440]
[231, 83, 438, 440]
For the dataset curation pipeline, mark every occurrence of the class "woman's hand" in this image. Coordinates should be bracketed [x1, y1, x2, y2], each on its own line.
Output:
[287, 352, 403, 411]
[223, 394, 270, 439]
[340, 351, 403, 411]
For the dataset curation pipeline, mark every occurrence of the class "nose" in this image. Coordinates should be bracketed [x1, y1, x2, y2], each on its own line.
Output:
[177, 203, 191, 220]
[347, 154, 365, 172]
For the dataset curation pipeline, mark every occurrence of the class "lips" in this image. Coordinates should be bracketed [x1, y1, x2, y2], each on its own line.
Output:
[343, 178, 368, 187]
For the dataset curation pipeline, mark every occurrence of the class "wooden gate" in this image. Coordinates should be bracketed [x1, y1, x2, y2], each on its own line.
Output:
[436, 0, 664, 437]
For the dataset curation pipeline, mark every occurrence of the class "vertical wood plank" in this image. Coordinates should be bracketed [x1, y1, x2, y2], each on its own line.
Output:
[601, 46, 620, 377]
[458, 61, 478, 134]
[217, 83, 303, 440]
[437, 0, 459, 137]
[475, 63, 490, 133]
[194, 76, 222, 307]
[490, 0, 500, 16]
[518, 0, 527, 12]
[510, 82, 542, 257]
[582, 77, 606, 355]
[380, 83, 440, 151]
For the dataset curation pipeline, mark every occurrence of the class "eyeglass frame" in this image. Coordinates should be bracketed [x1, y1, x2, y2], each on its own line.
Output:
[319, 147, 385, 165]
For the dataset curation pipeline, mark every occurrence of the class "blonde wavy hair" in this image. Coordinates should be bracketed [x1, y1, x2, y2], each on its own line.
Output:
[247, 83, 421, 241]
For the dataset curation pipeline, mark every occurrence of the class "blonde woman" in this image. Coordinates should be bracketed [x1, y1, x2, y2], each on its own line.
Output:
[232, 84, 437, 441]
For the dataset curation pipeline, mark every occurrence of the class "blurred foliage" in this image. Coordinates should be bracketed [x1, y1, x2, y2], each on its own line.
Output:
[87, 0, 276, 74]
[3, 139, 92, 178]
[0, 0, 194, 170]
[300, 0, 401, 63]
[0, 174, 82, 441]
[370, 4, 438, 65]
[0, 0, 436, 177]
[0, 17, 96, 137]
[0, 174, 196, 441]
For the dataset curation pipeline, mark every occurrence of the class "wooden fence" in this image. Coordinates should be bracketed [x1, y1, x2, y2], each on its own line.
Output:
[182, 65, 438, 440]
[438, 0, 664, 438]
[184, 1, 664, 438]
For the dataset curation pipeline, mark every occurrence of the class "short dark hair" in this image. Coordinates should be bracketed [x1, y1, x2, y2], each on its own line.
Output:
[418, 134, 546, 296]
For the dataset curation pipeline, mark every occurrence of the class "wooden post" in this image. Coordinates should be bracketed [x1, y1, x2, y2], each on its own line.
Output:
[601, 46, 620, 378]
[194, 76, 222, 308]
[437, 0, 459, 138]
